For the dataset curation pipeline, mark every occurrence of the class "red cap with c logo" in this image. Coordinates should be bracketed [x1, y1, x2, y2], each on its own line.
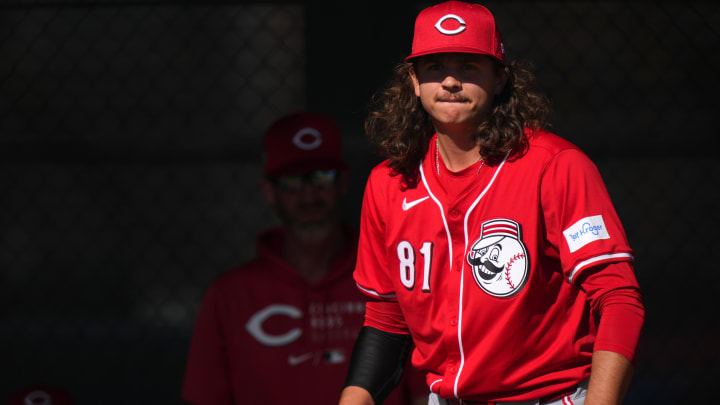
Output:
[406, 1, 505, 64]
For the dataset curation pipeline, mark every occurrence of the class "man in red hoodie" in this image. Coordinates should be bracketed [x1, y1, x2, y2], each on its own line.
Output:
[182, 111, 426, 405]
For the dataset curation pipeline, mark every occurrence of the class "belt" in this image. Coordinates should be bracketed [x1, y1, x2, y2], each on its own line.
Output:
[445, 400, 538, 405]
[442, 382, 581, 405]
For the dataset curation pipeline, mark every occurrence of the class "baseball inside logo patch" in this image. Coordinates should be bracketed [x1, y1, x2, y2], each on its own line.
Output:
[562, 215, 610, 253]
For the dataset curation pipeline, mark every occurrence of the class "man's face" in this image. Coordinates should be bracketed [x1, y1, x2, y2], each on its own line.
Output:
[468, 239, 506, 282]
[262, 169, 346, 242]
[409, 53, 507, 132]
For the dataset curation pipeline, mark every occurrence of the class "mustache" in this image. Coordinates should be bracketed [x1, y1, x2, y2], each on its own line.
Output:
[468, 256, 504, 273]
[435, 94, 469, 102]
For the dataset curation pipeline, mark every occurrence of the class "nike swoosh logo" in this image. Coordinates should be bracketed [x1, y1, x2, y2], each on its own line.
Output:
[402, 196, 429, 211]
[288, 353, 313, 366]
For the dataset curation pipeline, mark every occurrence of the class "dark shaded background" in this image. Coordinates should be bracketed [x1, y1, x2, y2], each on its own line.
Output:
[1, 1, 718, 403]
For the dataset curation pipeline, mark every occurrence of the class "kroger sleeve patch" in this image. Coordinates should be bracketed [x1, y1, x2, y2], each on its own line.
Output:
[563, 215, 610, 253]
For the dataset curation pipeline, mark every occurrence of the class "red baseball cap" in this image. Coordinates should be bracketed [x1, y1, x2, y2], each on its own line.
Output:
[263, 111, 346, 177]
[406, 1, 505, 64]
[8, 385, 74, 405]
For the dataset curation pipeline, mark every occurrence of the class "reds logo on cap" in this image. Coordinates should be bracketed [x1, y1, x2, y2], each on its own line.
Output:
[406, 0, 505, 63]
[435, 14, 466, 35]
[292, 127, 323, 150]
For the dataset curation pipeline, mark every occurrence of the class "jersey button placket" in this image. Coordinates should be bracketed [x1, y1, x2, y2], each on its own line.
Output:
[442, 231, 463, 389]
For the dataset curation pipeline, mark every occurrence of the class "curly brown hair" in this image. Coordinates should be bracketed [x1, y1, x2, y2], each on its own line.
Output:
[365, 58, 551, 184]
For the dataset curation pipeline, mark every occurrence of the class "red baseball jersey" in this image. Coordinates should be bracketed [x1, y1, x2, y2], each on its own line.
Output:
[355, 129, 636, 402]
[182, 227, 426, 405]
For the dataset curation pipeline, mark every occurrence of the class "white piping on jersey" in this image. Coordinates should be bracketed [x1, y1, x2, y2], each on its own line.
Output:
[568, 252, 634, 284]
[355, 283, 397, 299]
[454, 152, 509, 397]
[462, 153, 510, 252]
[429, 378, 443, 393]
[419, 164, 453, 272]
[454, 257, 467, 398]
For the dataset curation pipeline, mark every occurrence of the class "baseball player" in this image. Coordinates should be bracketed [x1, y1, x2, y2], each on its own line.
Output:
[339, 2, 644, 405]
[181, 111, 427, 405]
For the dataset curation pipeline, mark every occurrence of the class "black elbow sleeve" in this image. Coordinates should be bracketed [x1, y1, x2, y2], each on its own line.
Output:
[344, 326, 413, 404]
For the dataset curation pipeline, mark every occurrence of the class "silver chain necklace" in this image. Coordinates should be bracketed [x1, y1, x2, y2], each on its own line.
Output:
[435, 136, 484, 176]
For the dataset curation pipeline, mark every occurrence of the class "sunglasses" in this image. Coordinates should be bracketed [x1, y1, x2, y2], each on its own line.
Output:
[270, 169, 340, 193]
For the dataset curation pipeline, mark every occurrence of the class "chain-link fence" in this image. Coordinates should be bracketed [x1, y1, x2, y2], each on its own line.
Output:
[1, 1, 718, 404]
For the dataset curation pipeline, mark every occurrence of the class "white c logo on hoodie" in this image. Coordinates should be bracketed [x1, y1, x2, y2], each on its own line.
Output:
[246, 304, 302, 346]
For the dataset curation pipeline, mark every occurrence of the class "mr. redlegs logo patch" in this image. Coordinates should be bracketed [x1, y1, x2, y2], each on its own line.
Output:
[467, 219, 529, 298]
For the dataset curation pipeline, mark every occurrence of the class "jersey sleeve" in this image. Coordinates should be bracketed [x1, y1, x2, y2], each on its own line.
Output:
[364, 299, 409, 334]
[540, 149, 634, 284]
[181, 283, 233, 405]
[577, 262, 645, 364]
[354, 168, 398, 299]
